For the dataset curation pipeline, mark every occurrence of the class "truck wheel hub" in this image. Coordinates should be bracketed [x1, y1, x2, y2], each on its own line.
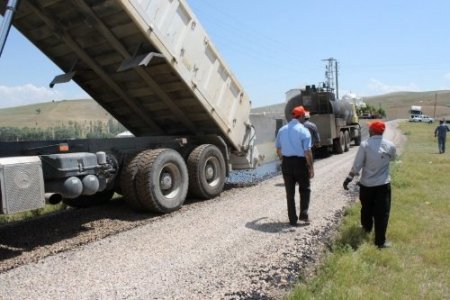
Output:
[160, 173, 173, 190]
[205, 164, 215, 181]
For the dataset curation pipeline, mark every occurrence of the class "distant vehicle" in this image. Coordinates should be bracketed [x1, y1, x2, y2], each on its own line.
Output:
[410, 105, 423, 116]
[360, 113, 373, 119]
[420, 115, 434, 123]
[409, 115, 434, 123]
[409, 116, 422, 122]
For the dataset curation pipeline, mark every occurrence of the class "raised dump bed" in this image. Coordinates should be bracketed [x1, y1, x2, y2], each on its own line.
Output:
[10, 0, 253, 153]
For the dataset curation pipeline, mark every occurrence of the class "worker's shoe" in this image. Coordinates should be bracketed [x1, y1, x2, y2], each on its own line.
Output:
[299, 215, 310, 225]
[377, 241, 392, 249]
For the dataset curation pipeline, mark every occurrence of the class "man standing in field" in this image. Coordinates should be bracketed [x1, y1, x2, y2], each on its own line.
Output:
[434, 120, 450, 154]
[276, 106, 314, 226]
[343, 121, 396, 248]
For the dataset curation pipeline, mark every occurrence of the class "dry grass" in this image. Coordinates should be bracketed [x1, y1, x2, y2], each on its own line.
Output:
[0, 99, 113, 128]
[364, 90, 450, 120]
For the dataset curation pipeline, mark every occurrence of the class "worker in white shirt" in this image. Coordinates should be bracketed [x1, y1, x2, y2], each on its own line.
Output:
[343, 120, 396, 249]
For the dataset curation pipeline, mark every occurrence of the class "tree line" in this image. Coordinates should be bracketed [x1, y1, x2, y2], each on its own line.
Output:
[0, 119, 127, 142]
[357, 103, 386, 119]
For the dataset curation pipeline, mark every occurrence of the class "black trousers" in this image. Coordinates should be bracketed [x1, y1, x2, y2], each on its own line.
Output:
[437, 136, 446, 153]
[281, 156, 310, 224]
[359, 183, 391, 246]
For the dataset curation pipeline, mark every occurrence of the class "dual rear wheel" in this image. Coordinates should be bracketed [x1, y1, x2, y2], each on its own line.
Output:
[120, 145, 225, 213]
[333, 130, 351, 154]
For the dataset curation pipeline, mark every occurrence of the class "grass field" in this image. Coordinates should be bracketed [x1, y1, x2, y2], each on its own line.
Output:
[287, 121, 450, 299]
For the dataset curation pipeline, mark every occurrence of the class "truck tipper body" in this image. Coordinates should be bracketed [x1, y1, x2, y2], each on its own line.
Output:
[284, 85, 361, 154]
[0, 0, 259, 215]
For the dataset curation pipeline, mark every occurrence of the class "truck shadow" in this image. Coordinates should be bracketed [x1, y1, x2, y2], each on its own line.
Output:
[0, 190, 247, 268]
[0, 198, 156, 262]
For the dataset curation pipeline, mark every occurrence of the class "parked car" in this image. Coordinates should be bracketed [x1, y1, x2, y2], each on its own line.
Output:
[409, 115, 434, 123]
[421, 115, 434, 123]
[409, 115, 422, 122]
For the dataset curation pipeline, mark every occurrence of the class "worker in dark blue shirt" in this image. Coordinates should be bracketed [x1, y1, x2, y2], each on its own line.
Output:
[434, 120, 450, 154]
[276, 106, 314, 226]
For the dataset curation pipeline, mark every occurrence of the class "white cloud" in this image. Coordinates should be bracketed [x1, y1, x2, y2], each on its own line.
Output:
[444, 73, 450, 81]
[367, 79, 419, 95]
[0, 84, 68, 108]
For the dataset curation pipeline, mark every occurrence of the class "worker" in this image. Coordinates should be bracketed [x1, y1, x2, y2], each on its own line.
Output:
[276, 106, 314, 226]
[302, 111, 321, 148]
[343, 120, 396, 248]
[434, 119, 450, 154]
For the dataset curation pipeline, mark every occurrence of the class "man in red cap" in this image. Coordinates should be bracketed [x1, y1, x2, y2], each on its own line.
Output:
[302, 111, 321, 149]
[276, 106, 314, 226]
[343, 120, 396, 248]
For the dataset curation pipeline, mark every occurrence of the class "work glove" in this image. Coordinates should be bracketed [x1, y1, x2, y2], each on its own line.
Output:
[343, 176, 353, 190]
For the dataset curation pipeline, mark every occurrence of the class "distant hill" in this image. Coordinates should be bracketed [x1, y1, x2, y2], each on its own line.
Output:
[0, 99, 114, 128]
[1, 90, 449, 130]
[252, 90, 450, 121]
[363, 90, 450, 120]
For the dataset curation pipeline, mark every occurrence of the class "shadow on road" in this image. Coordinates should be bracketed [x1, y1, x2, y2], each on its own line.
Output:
[245, 217, 308, 233]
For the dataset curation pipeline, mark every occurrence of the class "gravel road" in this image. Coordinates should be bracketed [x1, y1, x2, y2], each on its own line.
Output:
[0, 121, 404, 299]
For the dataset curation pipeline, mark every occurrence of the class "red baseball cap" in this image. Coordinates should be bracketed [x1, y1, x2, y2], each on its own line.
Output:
[292, 106, 306, 118]
[369, 121, 385, 135]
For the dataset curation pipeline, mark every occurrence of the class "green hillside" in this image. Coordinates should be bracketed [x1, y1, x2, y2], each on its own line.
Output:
[0, 99, 114, 128]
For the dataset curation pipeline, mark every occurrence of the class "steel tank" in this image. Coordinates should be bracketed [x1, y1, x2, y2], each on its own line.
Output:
[284, 87, 355, 125]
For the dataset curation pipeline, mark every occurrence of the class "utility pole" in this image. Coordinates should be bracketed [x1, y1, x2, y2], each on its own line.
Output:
[335, 60, 339, 100]
[321, 57, 339, 99]
[433, 92, 437, 118]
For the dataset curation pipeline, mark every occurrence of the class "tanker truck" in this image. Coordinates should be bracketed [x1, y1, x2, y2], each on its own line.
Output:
[284, 85, 361, 154]
[0, 0, 260, 215]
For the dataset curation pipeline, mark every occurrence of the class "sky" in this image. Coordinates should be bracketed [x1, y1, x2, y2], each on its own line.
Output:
[1, 0, 450, 109]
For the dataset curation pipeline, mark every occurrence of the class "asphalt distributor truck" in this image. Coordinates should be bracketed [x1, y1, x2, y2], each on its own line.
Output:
[0, 0, 260, 215]
[284, 85, 361, 154]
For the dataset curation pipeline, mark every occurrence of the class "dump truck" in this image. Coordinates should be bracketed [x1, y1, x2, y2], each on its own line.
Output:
[409, 105, 423, 118]
[284, 85, 361, 154]
[0, 0, 260, 215]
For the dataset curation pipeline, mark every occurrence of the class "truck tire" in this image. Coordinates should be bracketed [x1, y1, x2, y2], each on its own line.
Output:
[136, 148, 188, 213]
[119, 153, 146, 211]
[354, 129, 362, 146]
[187, 144, 226, 199]
[333, 131, 345, 154]
[344, 131, 350, 152]
[63, 189, 115, 208]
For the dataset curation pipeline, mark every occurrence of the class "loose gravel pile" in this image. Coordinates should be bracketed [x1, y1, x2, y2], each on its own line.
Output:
[0, 122, 405, 299]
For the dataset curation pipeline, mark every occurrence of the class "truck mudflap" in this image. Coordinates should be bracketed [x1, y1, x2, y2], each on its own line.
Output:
[0, 156, 45, 214]
[229, 125, 261, 170]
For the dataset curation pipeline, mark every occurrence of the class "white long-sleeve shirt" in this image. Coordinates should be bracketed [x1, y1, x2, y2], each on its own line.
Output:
[351, 135, 396, 187]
